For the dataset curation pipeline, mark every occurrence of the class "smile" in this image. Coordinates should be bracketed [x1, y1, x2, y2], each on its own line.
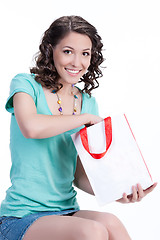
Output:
[65, 68, 81, 74]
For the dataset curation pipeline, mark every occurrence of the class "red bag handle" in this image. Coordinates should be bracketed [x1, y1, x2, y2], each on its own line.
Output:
[80, 117, 112, 159]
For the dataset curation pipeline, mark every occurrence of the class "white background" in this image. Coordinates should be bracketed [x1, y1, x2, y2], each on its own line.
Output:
[0, 0, 160, 239]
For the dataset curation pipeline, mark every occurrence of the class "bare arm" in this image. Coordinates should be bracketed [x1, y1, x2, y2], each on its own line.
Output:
[74, 156, 94, 195]
[13, 92, 103, 139]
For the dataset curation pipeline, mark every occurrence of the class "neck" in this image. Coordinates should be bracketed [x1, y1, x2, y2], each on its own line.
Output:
[57, 82, 74, 96]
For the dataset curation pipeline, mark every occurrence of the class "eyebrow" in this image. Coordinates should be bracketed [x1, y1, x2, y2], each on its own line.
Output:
[63, 46, 91, 51]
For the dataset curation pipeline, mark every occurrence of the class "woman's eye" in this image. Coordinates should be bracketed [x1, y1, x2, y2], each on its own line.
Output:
[83, 52, 90, 56]
[63, 50, 72, 54]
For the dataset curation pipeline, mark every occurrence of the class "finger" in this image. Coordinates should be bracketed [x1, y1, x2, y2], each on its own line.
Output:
[131, 186, 138, 202]
[144, 182, 158, 195]
[137, 184, 144, 201]
[122, 193, 130, 203]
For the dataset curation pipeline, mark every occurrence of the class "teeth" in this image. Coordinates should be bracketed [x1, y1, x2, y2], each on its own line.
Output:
[66, 68, 80, 74]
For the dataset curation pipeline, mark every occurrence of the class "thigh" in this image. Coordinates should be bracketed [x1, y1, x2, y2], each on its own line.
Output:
[23, 214, 108, 240]
[73, 210, 118, 228]
[73, 210, 131, 240]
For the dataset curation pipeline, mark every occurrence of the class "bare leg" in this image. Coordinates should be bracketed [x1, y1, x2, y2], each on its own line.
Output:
[23, 214, 109, 240]
[73, 210, 131, 240]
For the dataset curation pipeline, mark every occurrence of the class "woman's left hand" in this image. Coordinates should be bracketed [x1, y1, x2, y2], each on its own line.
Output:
[117, 182, 157, 203]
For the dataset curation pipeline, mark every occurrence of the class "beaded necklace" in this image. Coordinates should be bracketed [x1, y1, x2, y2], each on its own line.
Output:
[52, 85, 78, 115]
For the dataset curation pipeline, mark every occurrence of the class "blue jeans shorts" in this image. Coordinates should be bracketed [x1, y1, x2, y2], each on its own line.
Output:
[0, 209, 78, 240]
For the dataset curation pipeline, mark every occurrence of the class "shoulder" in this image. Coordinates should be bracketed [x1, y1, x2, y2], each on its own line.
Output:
[81, 91, 99, 116]
[5, 73, 40, 113]
[82, 92, 97, 104]
[11, 73, 38, 88]
[9, 72, 41, 96]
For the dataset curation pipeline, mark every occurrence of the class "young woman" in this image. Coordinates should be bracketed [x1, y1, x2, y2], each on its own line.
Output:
[0, 15, 156, 240]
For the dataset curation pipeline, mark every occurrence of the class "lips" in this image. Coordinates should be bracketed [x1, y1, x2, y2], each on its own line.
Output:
[65, 68, 81, 75]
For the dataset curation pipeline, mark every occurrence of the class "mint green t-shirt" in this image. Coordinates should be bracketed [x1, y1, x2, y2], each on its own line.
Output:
[0, 73, 99, 217]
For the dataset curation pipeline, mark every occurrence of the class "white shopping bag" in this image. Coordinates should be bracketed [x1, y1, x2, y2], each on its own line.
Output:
[71, 114, 153, 205]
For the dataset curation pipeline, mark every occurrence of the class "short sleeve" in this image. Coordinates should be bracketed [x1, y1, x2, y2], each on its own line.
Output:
[82, 93, 99, 116]
[89, 96, 99, 116]
[5, 73, 36, 113]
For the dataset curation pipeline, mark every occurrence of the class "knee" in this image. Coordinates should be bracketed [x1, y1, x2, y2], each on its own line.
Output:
[101, 213, 126, 231]
[98, 213, 131, 239]
[79, 220, 109, 240]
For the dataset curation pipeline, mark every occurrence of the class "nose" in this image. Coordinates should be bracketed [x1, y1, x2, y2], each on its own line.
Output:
[71, 54, 81, 68]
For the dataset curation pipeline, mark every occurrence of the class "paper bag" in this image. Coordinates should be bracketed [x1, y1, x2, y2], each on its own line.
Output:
[71, 114, 153, 205]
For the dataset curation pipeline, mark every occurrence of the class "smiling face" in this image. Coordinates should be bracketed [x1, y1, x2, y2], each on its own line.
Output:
[53, 31, 92, 85]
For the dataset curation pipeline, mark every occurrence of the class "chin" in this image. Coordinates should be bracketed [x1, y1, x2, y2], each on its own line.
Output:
[60, 76, 81, 85]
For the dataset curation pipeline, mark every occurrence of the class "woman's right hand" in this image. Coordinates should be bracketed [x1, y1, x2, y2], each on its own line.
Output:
[84, 114, 103, 127]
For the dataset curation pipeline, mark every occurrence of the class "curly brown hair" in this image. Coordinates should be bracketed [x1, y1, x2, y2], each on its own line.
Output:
[30, 15, 105, 95]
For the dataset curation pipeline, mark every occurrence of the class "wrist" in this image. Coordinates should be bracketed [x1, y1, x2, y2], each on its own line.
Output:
[81, 113, 90, 125]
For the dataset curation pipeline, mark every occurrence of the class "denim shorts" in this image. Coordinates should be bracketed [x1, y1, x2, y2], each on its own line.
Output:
[0, 209, 78, 240]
